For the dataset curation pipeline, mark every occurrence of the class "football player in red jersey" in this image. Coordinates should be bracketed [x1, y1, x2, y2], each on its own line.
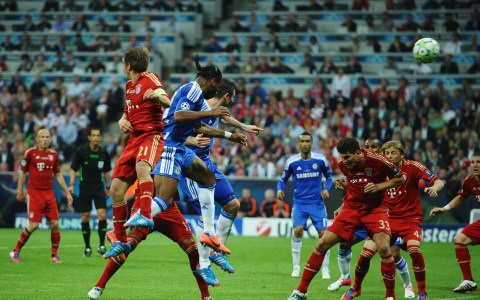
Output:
[430, 150, 480, 294]
[288, 137, 405, 300]
[9, 129, 73, 263]
[343, 141, 444, 300]
[105, 46, 171, 257]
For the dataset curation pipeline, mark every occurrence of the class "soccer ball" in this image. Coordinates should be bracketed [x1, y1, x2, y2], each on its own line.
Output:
[413, 38, 440, 64]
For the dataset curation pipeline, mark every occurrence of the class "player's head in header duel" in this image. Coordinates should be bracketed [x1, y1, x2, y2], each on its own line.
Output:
[194, 55, 222, 100]
[381, 141, 405, 166]
[122, 46, 149, 79]
[337, 137, 362, 168]
[364, 138, 382, 153]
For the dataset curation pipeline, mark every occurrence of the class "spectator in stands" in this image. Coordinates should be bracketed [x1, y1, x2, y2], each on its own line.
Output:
[63, 51, 77, 73]
[344, 55, 363, 74]
[238, 188, 258, 218]
[301, 15, 318, 32]
[174, 56, 193, 73]
[74, 34, 88, 52]
[203, 35, 222, 52]
[63, 0, 83, 11]
[284, 13, 301, 32]
[18, 33, 33, 52]
[17, 54, 33, 72]
[53, 15, 69, 32]
[421, 15, 436, 31]
[230, 16, 248, 32]
[29, 74, 46, 100]
[14, 15, 36, 32]
[66, 75, 85, 98]
[164, 16, 181, 33]
[34, 36, 51, 53]
[381, 12, 395, 31]
[264, 33, 282, 53]
[409, 61, 433, 75]
[257, 155, 276, 178]
[342, 14, 357, 32]
[297, 0, 323, 10]
[366, 36, 382, 53]
[106, 55, 123, 75]
[52, 35, 67, 53]
[283, 36, 301, 53]
[224, 55, 241, 74]
[440, 54, 459, 74]
[106, 78, 124, 121]
[422, 0, 441, 9]
[388, 36, 409, 52]
[241, 56, 255, 74]
[85, 57, 106, 73]
[271, 57, 294, 74]
[0, 0, 17, 11]
[93, 0, 114, 11]
[301, 53, 317, 74]
[265, 14, 283, 32]
[443, 33, 463, 55]
[42, 0, 59, 11]
[261, 188, 290, 218]
[319, 56, 336, 74]
[0, 55, 8, 72]
[136, 16, 158, 34]
[244, 36, 258, 53]
[468, 55, 480, 74]
[248, 12, 261, 32]
[0, 142, 13, 171]
[464, 9, 480, 31]
[144, 35, 162, 58]
[399, 13, 420, 31]
[273, 0, 289, 11]
[36, 15, 52, 32]
[251, 80, 267, 102]
[8, 73, 25, 95]
[352, 0, 370, 10]
[115, 15, 131, 32]
[225, 36, 241, 53]
[324, 0, 336, 10]
[443, 13, 460, 32]
[330, 67, 351, 99]
[1, 34, 19, 51]
[164, 0, 183, 11]
[71, 14, 89, 32]
[186, 0, 203, 12]
[49, 53, 66, 72]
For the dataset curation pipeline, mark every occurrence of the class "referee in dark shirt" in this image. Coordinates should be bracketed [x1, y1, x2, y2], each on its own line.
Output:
[69, 128, 112, 257]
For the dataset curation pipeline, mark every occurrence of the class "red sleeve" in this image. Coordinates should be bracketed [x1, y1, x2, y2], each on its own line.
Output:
[144, 72, 164, 90]
[379, 154, 402, 179]
[20, 149, 32, 172]
[411, 161, 438, 185]
[458, 178, 472, 198]
[53, 152, 60, 173]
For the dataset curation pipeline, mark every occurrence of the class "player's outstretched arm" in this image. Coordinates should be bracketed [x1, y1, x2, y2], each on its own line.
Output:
[220, 116, 263, 135]
[424, 178, 445, 197]
[174, 106, 230, 123]
[430, 195, 466, 216]
[143, 88, 170, 108]
[55, 172, 73, 206]
[193, 123, 247, 145]
[186, 134, 210, 148]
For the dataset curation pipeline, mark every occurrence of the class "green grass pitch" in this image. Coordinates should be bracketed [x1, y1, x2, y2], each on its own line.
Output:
[0, 228, 479, 300]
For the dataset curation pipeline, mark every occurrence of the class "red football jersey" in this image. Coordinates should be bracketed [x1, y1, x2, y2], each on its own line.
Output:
[340, 149, 403, 211]
[21, 147, 60, 190]
[458, 175, 480, 204]
[385, 160, 438, 221]
[124, 72, 165, 133]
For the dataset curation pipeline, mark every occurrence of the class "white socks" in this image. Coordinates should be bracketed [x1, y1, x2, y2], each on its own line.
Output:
[197, 185, 216, 235]
[338, 248, 352, 279]
[291, 237, 302, 268]
[396, 257, 412, 286]
[217, 209, 236, 245]
[195, 220, 210, 269]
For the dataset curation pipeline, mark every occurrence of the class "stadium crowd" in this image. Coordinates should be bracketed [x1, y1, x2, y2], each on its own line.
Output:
[0, 0, 478, 218]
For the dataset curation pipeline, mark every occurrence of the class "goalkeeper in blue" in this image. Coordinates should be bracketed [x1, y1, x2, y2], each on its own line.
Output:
[277, 132, 333, 279]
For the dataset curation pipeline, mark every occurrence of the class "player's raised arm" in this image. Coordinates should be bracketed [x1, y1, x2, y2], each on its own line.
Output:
[220, 116, 263, 135]
[174, 105, 230, 123]
[430, 195, 466, 216]
[193, 123, 247, 145]
[185, 134, 210, 148]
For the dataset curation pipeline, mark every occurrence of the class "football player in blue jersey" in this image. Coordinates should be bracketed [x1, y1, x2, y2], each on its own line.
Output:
[277, 132, 333, 279]
[328, 138, 415, 299]
[109, 58, 247, 262]
[179, 79, 262, 282]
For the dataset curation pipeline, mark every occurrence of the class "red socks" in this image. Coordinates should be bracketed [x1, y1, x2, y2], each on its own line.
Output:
[14, 228, 31, 252]
[408, 244, 426, 294]
[113, 204, 128, 243]
[353, 247, 375, 291]
[184, 240, 210, 299]
[455, 243, 473, 281]
[297, 247, 326, 293]
[138, 181, 154, 219]
[51, 231, 60, 256]
[380, 253, 396, 298]
[96, 254, 127, 288]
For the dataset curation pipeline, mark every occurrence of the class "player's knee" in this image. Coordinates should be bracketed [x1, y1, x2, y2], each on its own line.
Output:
[453, 234, 468, 245]
[50, 222, 60, 231]
[223, 199, 240, 214]
[81, 213, 90, 222]
[179, 238, 196, 251]
[293, 227, 304, 238]
[377, 244, 391, 256]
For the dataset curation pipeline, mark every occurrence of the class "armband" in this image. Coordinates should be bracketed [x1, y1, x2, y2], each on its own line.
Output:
[443, 204, 451, 211]
[224, 131, 232, 139]
[154, 88, 167, 97]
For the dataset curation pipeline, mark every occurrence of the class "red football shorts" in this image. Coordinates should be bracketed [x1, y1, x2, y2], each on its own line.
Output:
[131, 202, 193, 244]
[390, 219, 423, 243]
[461, 220, 480, 245]
[26, 189, 59, 222]
[328, 206, 391, 241]
[112, 132, 164, 180]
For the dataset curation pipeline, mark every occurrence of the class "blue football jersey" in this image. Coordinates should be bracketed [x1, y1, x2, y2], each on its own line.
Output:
[188, 101, 218, 162]
[277, 153, 333, 204]
[163, 82, 210, 147]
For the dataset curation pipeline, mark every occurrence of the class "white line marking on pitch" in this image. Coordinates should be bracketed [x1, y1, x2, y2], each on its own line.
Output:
[0, 244, 83, 250]
[438, 296, 478, 300]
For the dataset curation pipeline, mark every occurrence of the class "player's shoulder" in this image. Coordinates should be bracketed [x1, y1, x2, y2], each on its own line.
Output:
[311, 152, 327, 162]
[141, 72, 163, 86]
[285, 154, 301, 167]
[23, 147, 36, 158]
[46, 148, 58, 156]
[463, 175, 478, 185]
[365, 150, 390, 164]
[183, 81, 202, 103]
[403, 159, 427, 170]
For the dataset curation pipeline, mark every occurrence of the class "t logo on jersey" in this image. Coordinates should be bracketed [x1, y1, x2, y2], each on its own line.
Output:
[126, 100, 133, 112]
[37, 162, 45, 171]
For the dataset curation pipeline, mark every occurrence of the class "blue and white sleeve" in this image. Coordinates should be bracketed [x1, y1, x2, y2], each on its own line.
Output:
[322, 160, 333, 191]
[277, 163, 292, 192]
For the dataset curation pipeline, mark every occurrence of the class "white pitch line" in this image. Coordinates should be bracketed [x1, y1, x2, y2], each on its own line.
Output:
[438, 296, 478, 300]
